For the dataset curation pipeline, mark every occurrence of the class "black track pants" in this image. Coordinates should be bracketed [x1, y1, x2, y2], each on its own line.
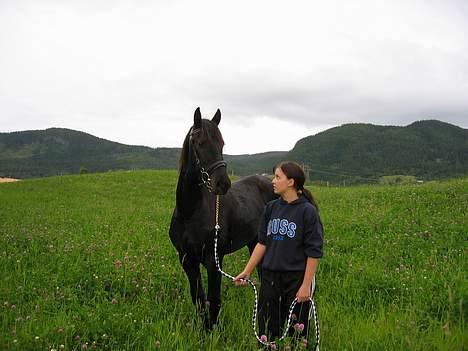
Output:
[258, 269, 311, 343]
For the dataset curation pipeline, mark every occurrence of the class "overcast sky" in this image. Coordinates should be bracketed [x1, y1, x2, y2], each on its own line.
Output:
[1, 0, 467, 154]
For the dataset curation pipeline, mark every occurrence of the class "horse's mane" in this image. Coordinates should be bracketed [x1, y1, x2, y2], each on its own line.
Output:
[178, 131, 190, 173]
[178, 120, 225, 174]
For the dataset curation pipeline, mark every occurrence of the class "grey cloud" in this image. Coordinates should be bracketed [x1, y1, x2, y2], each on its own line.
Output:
[183, 70, 468, 130]
[1, 0, 467, 154]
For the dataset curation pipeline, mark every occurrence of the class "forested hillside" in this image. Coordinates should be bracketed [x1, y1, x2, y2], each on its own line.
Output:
[288, 120, 468, 183]
[1, 120, 466, 182]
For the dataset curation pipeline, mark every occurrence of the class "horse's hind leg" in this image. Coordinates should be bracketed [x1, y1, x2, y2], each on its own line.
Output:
[180, 253, 207, 324]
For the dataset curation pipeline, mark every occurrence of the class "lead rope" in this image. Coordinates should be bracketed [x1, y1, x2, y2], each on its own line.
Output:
[213, 195, 320, 350]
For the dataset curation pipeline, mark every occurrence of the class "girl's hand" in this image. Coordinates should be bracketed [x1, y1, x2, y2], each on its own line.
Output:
[296, 283, 311, 303]
[233, 272, 250, 287]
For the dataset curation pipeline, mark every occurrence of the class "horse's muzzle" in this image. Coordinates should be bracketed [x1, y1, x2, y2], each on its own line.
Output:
[213, 174, 231, 195]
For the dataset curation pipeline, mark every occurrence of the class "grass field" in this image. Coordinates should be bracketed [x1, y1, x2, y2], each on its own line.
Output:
[0, 170, 466, 350]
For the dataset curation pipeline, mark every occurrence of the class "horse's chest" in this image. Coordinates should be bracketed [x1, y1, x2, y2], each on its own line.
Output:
[181, 223, 215, 257]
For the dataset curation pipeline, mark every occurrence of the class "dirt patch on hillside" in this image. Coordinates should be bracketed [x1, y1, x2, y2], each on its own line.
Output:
[0, 177, 20, 183]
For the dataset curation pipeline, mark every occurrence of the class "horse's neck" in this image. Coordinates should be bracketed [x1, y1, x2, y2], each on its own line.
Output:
[176, 168, 204, 219]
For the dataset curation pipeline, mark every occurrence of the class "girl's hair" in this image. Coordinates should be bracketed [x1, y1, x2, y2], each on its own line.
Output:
[276, 161, 319, 211]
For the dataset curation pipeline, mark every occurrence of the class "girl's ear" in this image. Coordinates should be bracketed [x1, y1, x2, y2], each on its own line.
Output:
[287, 178, 295, 188]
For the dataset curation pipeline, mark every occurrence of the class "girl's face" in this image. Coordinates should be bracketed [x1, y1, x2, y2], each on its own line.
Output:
[272, 167, 294, 196]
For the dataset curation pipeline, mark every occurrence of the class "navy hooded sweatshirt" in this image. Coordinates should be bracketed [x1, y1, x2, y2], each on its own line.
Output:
[258, 195, 324, 271]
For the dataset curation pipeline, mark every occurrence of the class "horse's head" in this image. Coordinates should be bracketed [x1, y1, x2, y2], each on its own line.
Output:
[185, 107, 231, 195]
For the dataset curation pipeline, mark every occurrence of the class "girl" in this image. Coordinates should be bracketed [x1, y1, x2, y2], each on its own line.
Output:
[234, 161, 324, 346]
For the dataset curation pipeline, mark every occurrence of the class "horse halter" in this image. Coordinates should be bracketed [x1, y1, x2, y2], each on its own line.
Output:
[189, 127, 227, 192]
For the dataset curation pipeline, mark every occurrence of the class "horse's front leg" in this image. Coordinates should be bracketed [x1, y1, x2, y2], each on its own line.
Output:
[179, 253, 208, 325]
[204, 254, 223, 329]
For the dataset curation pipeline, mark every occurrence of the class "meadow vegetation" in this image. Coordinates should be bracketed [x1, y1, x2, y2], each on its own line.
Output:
[0, 170, 466, 350]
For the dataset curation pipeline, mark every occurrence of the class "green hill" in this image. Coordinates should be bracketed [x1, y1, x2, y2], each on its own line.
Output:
[1, 120, 467, 181]
[288, 120, 468, 183]
[225, 151, 287, 176]
[0, 128, 286, 179]
[0, 128, 180, 178]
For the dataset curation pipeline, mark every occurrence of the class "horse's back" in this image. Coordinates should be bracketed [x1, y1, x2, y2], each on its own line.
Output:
[226, 175, 276, 221]
[231, 175, 275, 202]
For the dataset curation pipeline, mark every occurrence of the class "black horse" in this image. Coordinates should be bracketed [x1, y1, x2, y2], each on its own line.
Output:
[169, 107, 276, 329]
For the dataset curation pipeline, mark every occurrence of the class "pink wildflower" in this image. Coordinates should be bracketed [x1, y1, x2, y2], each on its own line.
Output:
[260, 334, 267, 343]
[294, 323, 305, 332]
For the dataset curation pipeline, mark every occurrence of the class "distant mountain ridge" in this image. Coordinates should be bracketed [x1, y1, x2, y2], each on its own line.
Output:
[0, 128, 180, 178]
[1, 120, 467, 182]
[289, 120, 468, 182]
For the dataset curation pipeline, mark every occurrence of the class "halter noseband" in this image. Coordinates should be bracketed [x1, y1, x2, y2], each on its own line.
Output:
[189, 127, 227, 192]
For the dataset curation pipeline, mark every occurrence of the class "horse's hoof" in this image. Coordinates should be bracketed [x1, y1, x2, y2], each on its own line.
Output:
[203, 321, 214, 331]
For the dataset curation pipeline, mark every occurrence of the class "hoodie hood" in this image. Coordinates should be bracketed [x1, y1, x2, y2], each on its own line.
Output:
[278, 194, 309, 206]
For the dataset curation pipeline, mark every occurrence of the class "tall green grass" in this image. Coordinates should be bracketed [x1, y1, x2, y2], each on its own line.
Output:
[0, 170, 466, 350]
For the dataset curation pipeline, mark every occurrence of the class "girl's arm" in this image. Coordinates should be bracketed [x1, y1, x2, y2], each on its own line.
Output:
[296, 257, 319, 302]
[233, 243, 266, 286]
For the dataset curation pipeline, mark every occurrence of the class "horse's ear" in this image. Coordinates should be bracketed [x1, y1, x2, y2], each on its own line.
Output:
[194, 107, 202, 129]
[212, 109, 221, 125]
